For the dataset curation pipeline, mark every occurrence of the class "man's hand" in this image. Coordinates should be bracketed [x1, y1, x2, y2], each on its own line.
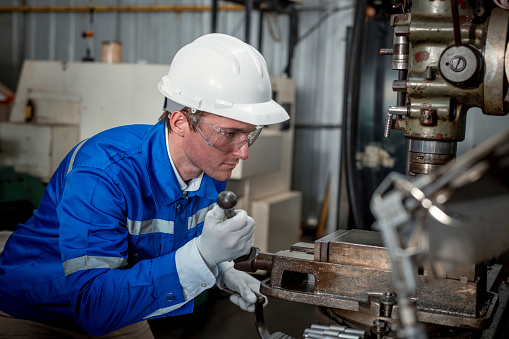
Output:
[222, 267, 267, 312]
[196, 205, 255, 269]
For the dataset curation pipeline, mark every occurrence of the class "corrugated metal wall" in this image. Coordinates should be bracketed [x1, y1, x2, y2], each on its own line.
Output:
[0, 0, 354, 234]
[292, 4, 353, 233]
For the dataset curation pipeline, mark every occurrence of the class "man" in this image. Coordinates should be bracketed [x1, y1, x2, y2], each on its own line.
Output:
[0, 33, 289, 337]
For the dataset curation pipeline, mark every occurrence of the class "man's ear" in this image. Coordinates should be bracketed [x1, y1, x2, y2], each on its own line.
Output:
[170, 110, 189, 136]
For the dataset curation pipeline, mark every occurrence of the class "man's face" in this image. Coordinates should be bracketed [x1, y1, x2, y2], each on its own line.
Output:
[182, 113, 254, 181]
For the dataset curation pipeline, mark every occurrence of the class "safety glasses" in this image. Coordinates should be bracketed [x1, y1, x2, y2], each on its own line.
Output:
[192, 117, 263, 153]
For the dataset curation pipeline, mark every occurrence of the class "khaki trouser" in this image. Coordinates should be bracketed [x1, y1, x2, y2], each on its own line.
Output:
[0, 311, 155, 339]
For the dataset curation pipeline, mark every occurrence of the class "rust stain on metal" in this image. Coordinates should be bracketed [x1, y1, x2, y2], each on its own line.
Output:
[394, 119, 405, 131]
[415, 51, 430, 63]
[254, 229, 495, 328]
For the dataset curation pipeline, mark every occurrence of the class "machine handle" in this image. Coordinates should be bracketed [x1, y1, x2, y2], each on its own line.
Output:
[217, 190, 237, 219]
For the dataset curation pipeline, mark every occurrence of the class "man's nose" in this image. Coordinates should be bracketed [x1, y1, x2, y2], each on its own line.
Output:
[232, 142, 249, 160]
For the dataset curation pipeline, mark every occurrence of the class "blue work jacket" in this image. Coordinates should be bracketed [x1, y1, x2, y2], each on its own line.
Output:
[0, 121, 226, 336]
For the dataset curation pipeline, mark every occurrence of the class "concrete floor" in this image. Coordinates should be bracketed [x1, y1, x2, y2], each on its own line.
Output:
[148, 286, 318, 339]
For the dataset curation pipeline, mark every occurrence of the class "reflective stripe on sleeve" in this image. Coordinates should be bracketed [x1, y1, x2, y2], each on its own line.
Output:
[63, 256, 128, 276]
[67, 138, 89, 175]
[126, 218, 174, 235]
[187, 204, 216, 230]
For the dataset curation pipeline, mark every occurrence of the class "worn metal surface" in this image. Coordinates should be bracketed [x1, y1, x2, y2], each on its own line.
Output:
[233, 226, 508, 329]
[326, 230, 391, 271]
[400, 1, 485, 141]
[480, 282, 509, 339]
[266, 250, 480, 316]
[234, 247, 274, 272]
[290, 242, 314, 255]
[316, 307, 485, 338]
[483, 9, 508, 115]
[316, 282, 509, 338]
[246, 229, 500, 330]
[314, 230, 348, 262]
[408, 152, 454, 166]
[383, 0, 509, 176]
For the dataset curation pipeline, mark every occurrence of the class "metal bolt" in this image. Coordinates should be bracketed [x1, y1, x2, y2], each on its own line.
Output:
[449, 55, 467, 72]
[373, 319, 388, 332]
[380, 292, 396, 317]
[371, 319, 389, 339]
[474, 7, 486, 17]
[380, 48, 393, 55]
[392, 80, 407, 92]
[420, 109, 437, 126]
[381, 292, 396, 304]
[425, 66, 435, 80]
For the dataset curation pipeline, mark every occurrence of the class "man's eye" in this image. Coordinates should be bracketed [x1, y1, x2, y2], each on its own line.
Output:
[223, 131, 236, 138]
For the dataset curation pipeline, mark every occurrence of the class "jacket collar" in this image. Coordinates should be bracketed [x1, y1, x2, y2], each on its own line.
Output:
[143, 121, 222, 208]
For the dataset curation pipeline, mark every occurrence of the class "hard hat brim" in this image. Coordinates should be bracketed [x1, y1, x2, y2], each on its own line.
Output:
[162, 97, 185, 113]
[224, 99, 290, 126]
[159, 87, 290, 126]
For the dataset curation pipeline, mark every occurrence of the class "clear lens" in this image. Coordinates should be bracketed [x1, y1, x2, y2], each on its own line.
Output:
[193, 118, 262, 152]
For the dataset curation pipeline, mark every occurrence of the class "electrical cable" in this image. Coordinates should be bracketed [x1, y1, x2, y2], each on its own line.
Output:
[283, 5, 298, 77]
[342, 0, 368, 229]
[281, 4, 353, 76]
[295, 5, 354, 45]
[266, 12, 282, 42]
[451, 0, 462, 46]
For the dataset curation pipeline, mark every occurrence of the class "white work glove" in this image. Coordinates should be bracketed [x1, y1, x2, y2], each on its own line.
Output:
[222, 267, 268, 312]
[196, 205, 255, 270]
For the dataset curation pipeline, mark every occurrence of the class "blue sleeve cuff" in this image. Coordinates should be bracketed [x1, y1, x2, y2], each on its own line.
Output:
[151, 251, 186, 310]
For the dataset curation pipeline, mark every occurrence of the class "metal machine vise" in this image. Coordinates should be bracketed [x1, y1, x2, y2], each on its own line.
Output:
[235, 229, 503, 338]
[382, 1, 509, 175]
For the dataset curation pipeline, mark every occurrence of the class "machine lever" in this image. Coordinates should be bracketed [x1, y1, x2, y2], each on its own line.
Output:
[217, 191, 273, 272]
[217, 191, 272, 339]
[217, 190, 237, 219]
[384, 112, 393, 138]
[255, 296, 271, 339]
[224, 287, 271, 339]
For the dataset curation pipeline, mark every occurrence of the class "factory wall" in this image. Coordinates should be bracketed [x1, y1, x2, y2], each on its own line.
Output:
[0, 0, 355, 235]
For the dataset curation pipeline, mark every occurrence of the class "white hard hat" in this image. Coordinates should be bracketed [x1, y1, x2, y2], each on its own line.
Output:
[158, 33, 290, 126]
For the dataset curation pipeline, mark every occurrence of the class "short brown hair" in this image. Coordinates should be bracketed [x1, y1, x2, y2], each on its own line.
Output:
[158, 107, 210, 133]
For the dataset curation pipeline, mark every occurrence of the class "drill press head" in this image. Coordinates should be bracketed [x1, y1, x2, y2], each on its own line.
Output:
[383, 1, 509, 175]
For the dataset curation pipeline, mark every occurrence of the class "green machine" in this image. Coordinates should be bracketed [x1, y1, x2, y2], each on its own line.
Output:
[0, 166, 45, 231]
